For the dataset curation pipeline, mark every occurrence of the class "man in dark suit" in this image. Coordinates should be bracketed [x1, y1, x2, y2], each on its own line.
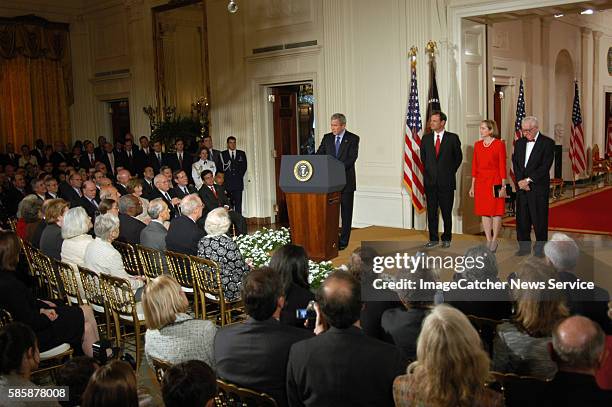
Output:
[99, 142, 123, 179]
[94, 136, 106, 157]
[115, 169, 131, 196]
[59, 172, 84, 208]
[30, 139, 45, 165]
[117, 194, 146, 245]
[140, 198, 170, 251]
[80, 181, 100, 221]
[219, 136, 247, 215]
[420, 111, 462, 248]
[80, 141, 99, 170]
[549, 316, 612, 405]
[121, 139, 137, 175]
[4, 174, 28, 217]
[202, 135, 222, 168]
[149, 174, 180, 218]
[1, 143, 20, 167]
[286, 271, 406, 407]
[166, 194, 205, 255]
[215, 269, 312, 407]
[141, 166, 155, 200]
[50, 141, 69, 167]
[151, 141, 166, 174]
[198, 170, 247, 235]
[135, 136, 152, 177]
[316, 113, 360, 250]
[171, 170, 196, 199]
[511, 116, 554, 256]
[44, 177, 60, 200]
[166, 139, 194, 182]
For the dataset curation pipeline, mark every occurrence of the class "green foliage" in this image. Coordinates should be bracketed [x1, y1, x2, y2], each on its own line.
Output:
[150, 115, 202, 149]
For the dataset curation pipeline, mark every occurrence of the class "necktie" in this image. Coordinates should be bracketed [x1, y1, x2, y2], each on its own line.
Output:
[128, 151, 132, 158]
[435, 134, 441, 158]
[164, 191, 171, 201]
[179, 153, 183, 167]
[182, 186, 187, 195]
[231, 151, 235, 160]
[90, 154, 94, 165]
[335, 136, 341, 157]
[91, 198, 99, 208]
[210, 185, 217, 199]
[526, 139, 535, 143]
[157, 153, 162, 165]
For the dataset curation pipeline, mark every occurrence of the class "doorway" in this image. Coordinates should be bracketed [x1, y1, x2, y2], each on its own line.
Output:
[108, 99, 131, 143]
[271, 83, 315, 223]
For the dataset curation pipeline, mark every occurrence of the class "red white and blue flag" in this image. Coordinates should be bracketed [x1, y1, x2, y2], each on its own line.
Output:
[510, 78, 526, 184]
[569, 81, 586, 175]
[403, 64, 425, 213]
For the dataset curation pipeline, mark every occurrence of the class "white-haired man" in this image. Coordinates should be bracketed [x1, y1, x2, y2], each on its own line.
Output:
[149, 173, 180, 218]
[166, 194, 205, 256]
[511, 116, 555, 257]
[140, 198, 170, 251]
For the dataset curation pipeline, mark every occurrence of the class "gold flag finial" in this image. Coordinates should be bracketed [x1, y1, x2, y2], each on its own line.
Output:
[425, 41, 437, 58]
[409, 46, 418, 67]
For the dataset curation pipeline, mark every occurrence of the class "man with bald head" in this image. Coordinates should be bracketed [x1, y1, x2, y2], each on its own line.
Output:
[117, 194, 146, 244]
[549, 316, 612, 404]
[286, 271, 406, 407]
[99, 184, 119, 202]
[80, 180, 101, 221]
[115, 169, 131, 196]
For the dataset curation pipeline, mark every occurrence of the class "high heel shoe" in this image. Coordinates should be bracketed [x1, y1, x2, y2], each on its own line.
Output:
[490, 240, 498, 253]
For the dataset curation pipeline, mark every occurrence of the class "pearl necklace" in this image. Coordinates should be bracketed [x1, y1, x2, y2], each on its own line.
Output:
[483, 137, 495, 148]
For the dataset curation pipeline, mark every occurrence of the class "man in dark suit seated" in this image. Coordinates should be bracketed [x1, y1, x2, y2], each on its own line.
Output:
[215, 268, 312, 407]
[140, 198, 170, 251]
[80, 180, 101, 221]
[171, 170, 196, 199]
[166, 194, 205, 256]
[141, 166, 156, 200]
[167, 139, 194, 183]
[4, 173, 28, 217]
[59, 172, 84, 208]
[115, 169, 131, 196]
[80, 141, 99, 170]
[149, 174, 180, 219]
[151, 141, 166, 174]
[549, 316, 612, 405]
[286, 271, 407, 407]
[198, 170, 247, 235]
[117, 194, 146, 245]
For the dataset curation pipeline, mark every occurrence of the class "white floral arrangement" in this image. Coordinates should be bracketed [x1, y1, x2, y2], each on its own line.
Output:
[235, 227, 336, 288]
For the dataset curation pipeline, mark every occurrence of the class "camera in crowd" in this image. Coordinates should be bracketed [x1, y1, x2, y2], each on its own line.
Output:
[92, 340, 136, 370]
[295, 300, 317, 321]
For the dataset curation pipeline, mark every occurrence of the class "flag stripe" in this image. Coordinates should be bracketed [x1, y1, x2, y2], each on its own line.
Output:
[510, 79, 526, 184]
[570, 82, 586, 175]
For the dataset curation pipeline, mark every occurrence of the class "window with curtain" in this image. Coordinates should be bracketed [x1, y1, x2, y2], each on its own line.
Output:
[0, 15, 73, 149]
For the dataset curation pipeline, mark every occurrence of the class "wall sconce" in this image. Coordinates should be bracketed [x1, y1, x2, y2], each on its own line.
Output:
[227, 0, 238, 13]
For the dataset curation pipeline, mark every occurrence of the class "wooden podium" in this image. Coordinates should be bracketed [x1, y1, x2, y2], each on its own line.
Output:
[279, 155, 346, 261]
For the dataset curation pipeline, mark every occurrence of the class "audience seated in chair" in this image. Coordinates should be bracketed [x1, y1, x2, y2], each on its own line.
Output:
[0, 322, 61, 407]
[16, 195, 43, 247]
[215, 268, 312, 407]
[393, 304, 503, 407]
[549, 315, 612, 406]
[142, 275, 216, 369]
[61, 207, 94, 269]
[197, 207, 249, 302]
[493, 258, 568, 379]
[446, 245, 513, 320]
[197, 169, 247, 235]
[166, 194, 205, 256]
[162, 360, 217, 407]
[0, 231, 100, 356]
[381, 264, 435, 360]
[544, 233, 611, 333]
[83, 214, 145, 300]
[81, 360, 140, 407]
[126, 178, 150, 224]
[56, 357, 99, 407]
[286, 271, 406, 407]
[117, 194, 146, 245]
[269, 244, 315, 329]
[39, 199, 69, 261]
[139, 198, 170, 251]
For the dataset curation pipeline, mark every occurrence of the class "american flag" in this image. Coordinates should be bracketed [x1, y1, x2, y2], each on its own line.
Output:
[569, 82, 586, 175]
[510, 78, 526, 184]
[403, 63, 425, 213]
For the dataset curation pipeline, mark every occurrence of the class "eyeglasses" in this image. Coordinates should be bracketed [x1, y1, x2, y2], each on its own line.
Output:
[521, 128, 536, 133]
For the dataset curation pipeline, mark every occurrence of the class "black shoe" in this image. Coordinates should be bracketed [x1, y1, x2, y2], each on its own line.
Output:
[339, 243, 348, 251]
[515, 249, 530, 257]
[424, 241, 439, 248]
[441, 241, 451, 248]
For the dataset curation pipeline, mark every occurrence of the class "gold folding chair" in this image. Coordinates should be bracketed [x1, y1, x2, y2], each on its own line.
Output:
[56, 261, 84, 306]
[99, 273, 146, 370]
[151, 357, 172, 385]
[7, 218, 17, 232]
[112, 240, 142, 276]
[215, 379, 277, 407]
[136, 244, 165, 279]
[166, 250, 199, 318]
[19, 238, 45, 295]
[0, 308, 12, 327]
[78, 266, 113, 339]
[190, 256, 244, 326]
[36, 252, 65, 302]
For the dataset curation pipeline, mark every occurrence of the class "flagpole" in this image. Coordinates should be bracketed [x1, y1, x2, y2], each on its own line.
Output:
[409, 46, 417, 230]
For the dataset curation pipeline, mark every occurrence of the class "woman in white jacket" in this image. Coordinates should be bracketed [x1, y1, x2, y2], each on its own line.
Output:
[83, 213, 146, 299]
[192, 147, 216, 190]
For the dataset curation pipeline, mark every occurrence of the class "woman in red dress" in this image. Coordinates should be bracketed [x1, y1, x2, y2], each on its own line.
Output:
[469, 120, 506, 252]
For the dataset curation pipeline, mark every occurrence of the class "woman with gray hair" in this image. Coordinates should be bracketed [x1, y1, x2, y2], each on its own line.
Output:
[197, 208, 249, 301]
[61, 207, 94, 268]
[15, 195, 43, 245]
[83, 213, 146, 298]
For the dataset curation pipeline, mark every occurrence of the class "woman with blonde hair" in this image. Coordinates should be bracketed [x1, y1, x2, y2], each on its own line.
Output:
[126, 178, 150, 224]
[393, 304, 503, 407]
[142, 275, 216, 369]
[469, 119, 507, 252]
[493, 258, 568, 379]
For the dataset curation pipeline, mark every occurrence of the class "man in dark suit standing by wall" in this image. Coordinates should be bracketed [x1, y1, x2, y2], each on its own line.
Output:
[219, 136, 247, 215]
[512, 116, 554, 257]
[317, 113, 359, 250]
[167, 139, 193, 182]
[420, 111, 462, 248]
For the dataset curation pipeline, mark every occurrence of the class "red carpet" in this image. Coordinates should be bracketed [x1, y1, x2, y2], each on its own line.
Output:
[502, 187, 612, 236]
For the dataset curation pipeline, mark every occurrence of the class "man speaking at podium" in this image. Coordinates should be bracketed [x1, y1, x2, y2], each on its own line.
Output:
[317, 113, 360, 250]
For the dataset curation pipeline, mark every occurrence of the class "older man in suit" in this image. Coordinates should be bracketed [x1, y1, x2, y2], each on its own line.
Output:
[215, 269, 312, 407]
[286, 271, 406, 407]
[166, 139, 194, 182]
[166, 194, 205, 256]
[316, 113, 359, 250]
[140, 198, 170, 251]
[117, 194, 146, 245]
[60, 172, 84, 208]
[512, 116, 555, 257]
[420, 111, 463, 248]
[171, 170, 196, 199]
[149, 173, 180, 218]
[198, 169, 247, 235]
[80, 180, 100, 221]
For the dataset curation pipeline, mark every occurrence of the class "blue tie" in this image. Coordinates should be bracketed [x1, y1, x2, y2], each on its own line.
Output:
[335, 135, 341, 157]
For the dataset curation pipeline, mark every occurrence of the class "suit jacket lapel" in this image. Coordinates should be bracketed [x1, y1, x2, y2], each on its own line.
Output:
[337, 133, 350, 158]
[526, 135, 543, 168]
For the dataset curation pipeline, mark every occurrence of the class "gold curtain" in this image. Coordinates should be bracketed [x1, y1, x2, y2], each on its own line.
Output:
[0, 16, 72, 149]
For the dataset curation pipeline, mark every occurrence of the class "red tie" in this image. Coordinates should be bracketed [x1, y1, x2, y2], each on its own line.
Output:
[210, 185, 217, 199]
[435, 134, 441, 158]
